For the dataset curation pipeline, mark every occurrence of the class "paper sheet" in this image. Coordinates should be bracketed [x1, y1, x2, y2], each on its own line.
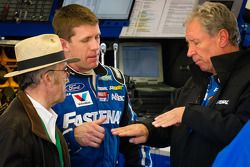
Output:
[120, 0, 198, 38]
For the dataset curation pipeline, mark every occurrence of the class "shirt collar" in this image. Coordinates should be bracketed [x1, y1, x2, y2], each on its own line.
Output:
[26, 94, 58, 144]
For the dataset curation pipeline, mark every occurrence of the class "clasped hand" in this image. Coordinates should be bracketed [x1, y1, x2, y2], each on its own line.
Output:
[74, 117, 106, 148]
[111, 107, 185, 144]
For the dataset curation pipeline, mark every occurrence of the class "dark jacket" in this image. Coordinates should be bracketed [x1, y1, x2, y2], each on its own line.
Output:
[0, 91, 70, 167]
[144, 49, 250, 167]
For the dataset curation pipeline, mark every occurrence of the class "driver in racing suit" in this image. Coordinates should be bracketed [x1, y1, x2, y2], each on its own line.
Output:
[53, 63, 152, 167]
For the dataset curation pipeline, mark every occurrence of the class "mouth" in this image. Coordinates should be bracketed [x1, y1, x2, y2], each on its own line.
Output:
[195, 61, 201, 66]
[88, 55, 98, 60]
[87, 55, 99, 63]
[193, 58, 200, 65]
[90, 52, 99, 58]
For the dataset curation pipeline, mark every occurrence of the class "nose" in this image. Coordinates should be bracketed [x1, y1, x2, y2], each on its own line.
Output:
[187, 45, 195, 58]
[90, 38, 100, 51]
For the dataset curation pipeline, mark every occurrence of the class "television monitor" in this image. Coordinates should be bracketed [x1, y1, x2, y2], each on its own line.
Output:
[118, 42, 164, 84]
[62, 0, 134, 20]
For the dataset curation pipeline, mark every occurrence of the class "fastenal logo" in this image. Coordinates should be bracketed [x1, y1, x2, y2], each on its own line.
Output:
[63, 110, 122, 128]
[110, 85, 123, 90]
[72, 91, 93, 107]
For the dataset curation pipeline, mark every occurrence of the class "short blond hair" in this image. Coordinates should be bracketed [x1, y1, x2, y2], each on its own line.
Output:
[52, 4, 99, 41]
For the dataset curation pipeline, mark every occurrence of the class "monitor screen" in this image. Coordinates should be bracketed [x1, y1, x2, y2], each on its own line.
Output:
[62, 0, 134, 20]
[118, 42, 164, 84]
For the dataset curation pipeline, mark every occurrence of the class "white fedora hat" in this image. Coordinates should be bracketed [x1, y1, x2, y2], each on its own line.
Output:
[4, 34, 79, 78]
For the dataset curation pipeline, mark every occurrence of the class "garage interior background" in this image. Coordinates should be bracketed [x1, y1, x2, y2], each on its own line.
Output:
[0, 0, 249, 166]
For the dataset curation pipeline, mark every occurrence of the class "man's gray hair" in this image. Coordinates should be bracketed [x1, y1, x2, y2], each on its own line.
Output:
[17, 65, 56, 90]
[185, 1, 240, 45]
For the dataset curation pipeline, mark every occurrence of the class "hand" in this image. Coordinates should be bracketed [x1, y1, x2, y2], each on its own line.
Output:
[152, 107, 185, 128]
[111, 124, 149, 144]
[74, 117, 106, 148]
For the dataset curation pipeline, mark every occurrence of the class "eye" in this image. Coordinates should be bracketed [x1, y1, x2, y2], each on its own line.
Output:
[192, 40, 200, 46]
[194, 42, 199, 46]
[80, 38, 90, 43]
[95, 35, 100, 41]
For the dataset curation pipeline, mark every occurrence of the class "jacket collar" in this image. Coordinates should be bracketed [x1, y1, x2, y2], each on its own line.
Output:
[189, 63, 210, 88]
[17, 91, 70, 166]
[210, 49, 249, 86]
[189, 49, 249, 87]
[17, 91, 52, 142]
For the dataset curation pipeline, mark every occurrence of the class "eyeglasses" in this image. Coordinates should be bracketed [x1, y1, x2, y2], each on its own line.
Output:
[46, 67, 70, 78]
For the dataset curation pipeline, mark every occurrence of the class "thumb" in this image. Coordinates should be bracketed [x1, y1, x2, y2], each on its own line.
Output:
[129, 136, 146, 144]
[93, 117, 107, 125]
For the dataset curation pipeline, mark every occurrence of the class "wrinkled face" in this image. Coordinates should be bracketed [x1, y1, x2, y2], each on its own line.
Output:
[62, 24, 101, 73]
[185, 18, 220, 74]
[50, 63, 69, 104]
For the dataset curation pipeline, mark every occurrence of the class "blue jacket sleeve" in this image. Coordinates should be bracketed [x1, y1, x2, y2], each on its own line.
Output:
[212, 120, 250, 167]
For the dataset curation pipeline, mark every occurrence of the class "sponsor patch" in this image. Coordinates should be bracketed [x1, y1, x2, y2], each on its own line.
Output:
[110, 85, 123, 90]
[72, 91, 93, 107]
[111, 93, 125, 102]
[63, 110, 122, 128]
[99, 75, 112, 81]
[216, 100, 229, 105]
[66, 83, 85, 92]
[97, 86, 108, 91]
[98, 92, 109, 102]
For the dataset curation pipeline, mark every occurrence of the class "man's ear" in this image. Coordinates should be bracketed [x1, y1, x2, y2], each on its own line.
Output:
[41, 71, 53, 86]
[218, 29, 230, 47]
[60, 38, 70, 52]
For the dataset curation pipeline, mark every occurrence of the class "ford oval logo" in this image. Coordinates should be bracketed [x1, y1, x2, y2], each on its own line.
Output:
[66, 83, 85, 92]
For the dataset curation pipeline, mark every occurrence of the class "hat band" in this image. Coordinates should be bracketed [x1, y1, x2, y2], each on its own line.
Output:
[17, 51, 64, 71]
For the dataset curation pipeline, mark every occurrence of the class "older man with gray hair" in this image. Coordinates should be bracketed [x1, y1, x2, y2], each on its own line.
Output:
[0, 34, 79, 167]
[112, 2, 250, 167]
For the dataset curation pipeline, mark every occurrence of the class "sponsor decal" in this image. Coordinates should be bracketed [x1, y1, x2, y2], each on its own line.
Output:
[110, 85, 123, 90]
[63, 110, 122, 128]
[111, 93, 125, 102]
[99, 75, 112, 81]
[216, 100, 229, 105]
[98, 92, 109, 102]
[97, 86, 108, 91]
[66, 83, 85, 92]
[214, 88, 219, 92]
[72, 91, 93, 107]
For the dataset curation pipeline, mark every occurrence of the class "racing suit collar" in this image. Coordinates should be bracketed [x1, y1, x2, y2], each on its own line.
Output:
[67, 63, 107, 76]
[94, 63, 107, 76]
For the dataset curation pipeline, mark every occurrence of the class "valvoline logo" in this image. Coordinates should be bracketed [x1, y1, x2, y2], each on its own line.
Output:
[66, 83, 85, 92]
[72, 91, 93, 107]
[74, 93, 87, 101]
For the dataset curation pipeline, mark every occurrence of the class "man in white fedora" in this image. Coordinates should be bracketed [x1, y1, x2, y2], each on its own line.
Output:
[0, 34, 79, 167]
